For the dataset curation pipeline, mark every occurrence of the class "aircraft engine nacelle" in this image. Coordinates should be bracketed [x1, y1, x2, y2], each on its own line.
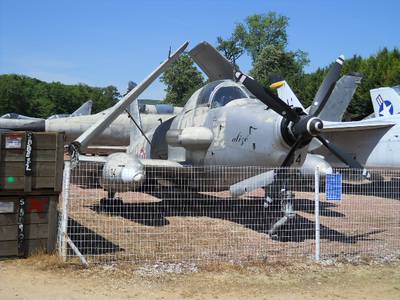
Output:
[100, 152, 145, 192]
[300, 154, 333, 177]
[166, 127, 213, 150]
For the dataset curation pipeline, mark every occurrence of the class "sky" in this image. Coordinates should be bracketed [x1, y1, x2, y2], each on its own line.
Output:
[0, 0, 399, 100]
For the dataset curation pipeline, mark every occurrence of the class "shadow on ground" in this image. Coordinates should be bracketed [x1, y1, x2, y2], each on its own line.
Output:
[67, 218, 122, 255]
[88, 185, 383, 244]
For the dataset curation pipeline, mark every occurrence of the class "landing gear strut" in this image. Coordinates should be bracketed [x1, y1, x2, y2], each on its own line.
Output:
[100, 190, 123, 207]
[264, 184, 296, 240]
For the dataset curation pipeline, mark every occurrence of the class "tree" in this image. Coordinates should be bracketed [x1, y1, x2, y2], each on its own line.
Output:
[160, 53, 204, 106]
[216, 12, 309, 107]
[216, 36, 243, 66]
[0, 74, 119, 117]
[295, 48, 400, 120]
[234, 12, 289, 62]
[346, 48, 400, 119]
[250, 45, 309, 95]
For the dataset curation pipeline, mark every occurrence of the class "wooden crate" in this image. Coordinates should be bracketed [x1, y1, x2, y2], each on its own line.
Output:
[0, 194, 59, 257]
[0, 132, 65, 192]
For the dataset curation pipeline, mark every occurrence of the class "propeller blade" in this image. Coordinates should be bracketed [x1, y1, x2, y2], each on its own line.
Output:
[309, 55, 345, 117]
[235, 71, 300, 123]
[316, 135, 363, 169]
[280, 137, 305, 167]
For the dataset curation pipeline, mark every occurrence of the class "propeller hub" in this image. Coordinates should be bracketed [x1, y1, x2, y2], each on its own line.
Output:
[291, 116, 324, 138]
[307, 117, 323, 136]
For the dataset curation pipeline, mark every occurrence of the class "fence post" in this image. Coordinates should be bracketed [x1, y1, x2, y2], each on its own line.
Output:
[58, 160, 71, 261]
[314, 167, 321, 262]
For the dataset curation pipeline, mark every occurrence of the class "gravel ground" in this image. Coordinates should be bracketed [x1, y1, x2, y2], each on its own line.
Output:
[64, 177, 400, 265]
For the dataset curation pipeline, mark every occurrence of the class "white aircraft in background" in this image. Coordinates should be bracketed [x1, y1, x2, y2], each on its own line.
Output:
[0, 100, 93, 131]
[370, 85, 400, 117]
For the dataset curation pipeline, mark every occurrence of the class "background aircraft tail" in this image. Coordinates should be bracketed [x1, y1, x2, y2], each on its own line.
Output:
[270, 80, 305, 110]
[272, 74, 361, 121]
[71, 100, 93, 117]
[370, 86, 400, 117]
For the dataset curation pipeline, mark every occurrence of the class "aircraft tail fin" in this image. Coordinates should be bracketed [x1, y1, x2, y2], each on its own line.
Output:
[370, 86, 400, 117]
[71, 100, 93, 117]
[270, 80, 305, 110]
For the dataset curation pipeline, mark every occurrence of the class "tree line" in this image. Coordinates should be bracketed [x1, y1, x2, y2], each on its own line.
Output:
[0, 74, 119, 118]
[160, 12, 400, 120]
[1, 12, 399, 120]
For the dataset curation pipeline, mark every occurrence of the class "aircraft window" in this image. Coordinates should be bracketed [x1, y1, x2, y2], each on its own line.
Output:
[197, 80, 224, 106]
[241, 85, 257, 99]
[211, 86, 247, 108]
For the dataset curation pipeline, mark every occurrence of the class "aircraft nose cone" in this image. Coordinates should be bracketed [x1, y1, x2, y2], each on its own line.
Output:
[133, 173, 145, 182]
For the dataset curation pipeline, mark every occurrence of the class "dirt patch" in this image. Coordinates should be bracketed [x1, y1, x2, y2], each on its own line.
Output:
[1, 256, 399, 300]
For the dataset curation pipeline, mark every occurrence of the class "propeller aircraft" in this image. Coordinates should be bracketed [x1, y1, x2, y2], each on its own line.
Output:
[71, 41, 391, 237]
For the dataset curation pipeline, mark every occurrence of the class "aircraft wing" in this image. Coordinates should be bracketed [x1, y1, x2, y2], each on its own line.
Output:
[189, 41, 235, 81]
[72, 41, 189, 152]
[322, 120, 396, 132]
[76, 155, 107, 164]
[140, 159, 183, 168]
[76, 154, 183, 168]
[318, 74, 362, 122]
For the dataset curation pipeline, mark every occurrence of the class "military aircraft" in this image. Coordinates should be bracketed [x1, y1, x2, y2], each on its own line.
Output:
[46, 101, 181, 148]
[0, 99, 93, 131]
[1, 96, 180, 149]
[72, 41, 389, 236]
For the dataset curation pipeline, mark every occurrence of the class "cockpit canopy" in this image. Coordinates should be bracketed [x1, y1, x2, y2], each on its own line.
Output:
[184, 80, 255, 111]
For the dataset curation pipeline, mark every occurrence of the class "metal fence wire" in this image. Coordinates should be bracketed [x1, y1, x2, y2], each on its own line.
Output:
[60, 162, 400, 264]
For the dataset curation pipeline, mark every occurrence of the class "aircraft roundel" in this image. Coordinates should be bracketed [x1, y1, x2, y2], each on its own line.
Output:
[378, 100, 394, 116]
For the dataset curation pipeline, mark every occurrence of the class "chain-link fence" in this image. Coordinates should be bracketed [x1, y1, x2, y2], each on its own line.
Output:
[58, 162, 400, 264]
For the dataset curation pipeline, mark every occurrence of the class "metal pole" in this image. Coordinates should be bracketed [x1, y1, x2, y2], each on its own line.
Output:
[314, 167, 321, 262]
[65, 234, 89, 267]
[58, 161, 71, 261]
